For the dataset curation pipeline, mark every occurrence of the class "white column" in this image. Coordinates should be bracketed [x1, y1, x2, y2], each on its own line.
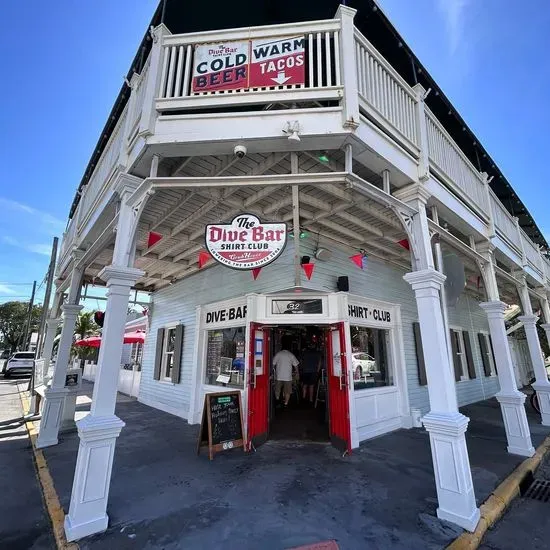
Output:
[36, 303, 82, 448]
[519, 314, 550, 425]
[64, 265, 143, 542]
[541, 323, 550, 357]
[480, 302, 535, 456]
[41, 317, 60, 384]
[335, 5, 360, 130]
[404, 269, 480, 531]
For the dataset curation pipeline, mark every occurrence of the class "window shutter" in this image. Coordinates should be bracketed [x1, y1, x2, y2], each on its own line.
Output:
[478, 333, 492, 376]
[462, 331, 476, 379]
[413, 322, 427, 386]
[153, 327, 165, 381]
[488, 334, 498, 374]
[449, 330, 462, 382]
[171, 324, 184, 384]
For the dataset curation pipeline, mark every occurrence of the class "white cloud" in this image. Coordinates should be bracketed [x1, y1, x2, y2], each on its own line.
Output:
[436, 0, 471, 55]
[1, 236, 52, 256]
[0, 197, 65, 230]
[0, 284, 16, 295]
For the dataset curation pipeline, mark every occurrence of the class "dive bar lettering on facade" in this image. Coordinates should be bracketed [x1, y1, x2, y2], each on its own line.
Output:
[206, 306, 247, 325]
[205, 214, 287, 270]
[348, 304, 391, 324]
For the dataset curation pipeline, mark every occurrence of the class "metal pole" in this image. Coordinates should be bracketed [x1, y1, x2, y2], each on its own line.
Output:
[22, 281, 37, 351]
[290, 152, 301, 287]
[36, 237, 58, 356]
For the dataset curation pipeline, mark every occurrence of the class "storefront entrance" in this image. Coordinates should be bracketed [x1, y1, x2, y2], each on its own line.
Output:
[247, 321, 351, 453]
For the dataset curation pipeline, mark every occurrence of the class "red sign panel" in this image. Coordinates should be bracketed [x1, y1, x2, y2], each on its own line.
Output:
[249, 36, 305, 87]
[205, 214, 287, 270]
[192, 41, 249, 93]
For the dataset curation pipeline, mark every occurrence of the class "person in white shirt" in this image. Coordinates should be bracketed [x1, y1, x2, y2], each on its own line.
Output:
[273, 338, 299, 407]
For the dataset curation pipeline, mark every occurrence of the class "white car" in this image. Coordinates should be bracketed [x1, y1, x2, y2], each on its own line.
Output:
[352, 352, 376, 379]
[2, 351, 35, 378]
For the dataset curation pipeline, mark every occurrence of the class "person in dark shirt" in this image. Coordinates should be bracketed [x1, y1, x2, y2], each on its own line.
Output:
[301, 343, 321, 404]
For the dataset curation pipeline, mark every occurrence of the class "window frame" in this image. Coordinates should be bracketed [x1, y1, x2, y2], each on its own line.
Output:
[479, 331, 497, 377]
[450, 327, 469, 381]
[161, 325, 177, 382]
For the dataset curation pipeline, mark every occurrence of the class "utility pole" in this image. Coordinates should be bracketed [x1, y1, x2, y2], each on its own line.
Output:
[21, 281, 36, 351]
[36, 237, 58, 355]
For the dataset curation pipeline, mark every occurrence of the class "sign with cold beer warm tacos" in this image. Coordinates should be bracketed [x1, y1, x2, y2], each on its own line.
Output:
[205, 214, 287, 270]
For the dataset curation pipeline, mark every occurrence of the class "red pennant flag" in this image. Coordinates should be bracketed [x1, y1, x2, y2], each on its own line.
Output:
[350, 254, 364, 269]
[252, 267, 262, 280]
[147, 231, 163, 248]
[301, 263, 315, 280]
[198, 251, 211, 269]
[397, 239, 410, 250]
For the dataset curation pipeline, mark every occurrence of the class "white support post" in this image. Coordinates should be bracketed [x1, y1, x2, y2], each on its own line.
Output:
[399, 185, 479, 531]
[37, 261, 84, 449]
[515, 273, 550, 425]
[138, 24, 171, 138]
[412, 83, 430, 182]
[335, 5, 360, 130]
[515, 218, 527, 267]
[64, 265, 144, 542]
[65, 178, 145, 542]
[41, 317, 61, 384]
[482, 173, 495, 238]
[539, 294, 550, 355]
[476, 245, 534, 455]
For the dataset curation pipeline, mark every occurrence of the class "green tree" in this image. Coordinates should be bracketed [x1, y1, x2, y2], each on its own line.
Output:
[0, 301, 42, 352]
[73, 311, 99, 367]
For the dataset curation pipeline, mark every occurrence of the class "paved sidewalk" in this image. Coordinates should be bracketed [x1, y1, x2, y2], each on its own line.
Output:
[41, 383, 550, 549]
[0, 377, 55, 549]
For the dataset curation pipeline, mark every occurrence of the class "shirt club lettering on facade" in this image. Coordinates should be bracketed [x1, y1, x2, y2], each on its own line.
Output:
[205, 214, 287, 270]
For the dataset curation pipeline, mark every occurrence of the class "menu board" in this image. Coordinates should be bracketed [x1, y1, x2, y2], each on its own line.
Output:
[197, 391, 244, 460]
[206, 331, 224, 383]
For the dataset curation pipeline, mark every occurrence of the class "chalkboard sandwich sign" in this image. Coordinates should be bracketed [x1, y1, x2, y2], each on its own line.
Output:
[197, 391, 244, 460]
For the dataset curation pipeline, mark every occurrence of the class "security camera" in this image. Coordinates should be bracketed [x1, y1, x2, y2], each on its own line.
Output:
[234, 145, 247, 159]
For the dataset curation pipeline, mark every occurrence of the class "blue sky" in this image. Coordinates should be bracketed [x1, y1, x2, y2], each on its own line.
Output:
[0, 0, 548, 306]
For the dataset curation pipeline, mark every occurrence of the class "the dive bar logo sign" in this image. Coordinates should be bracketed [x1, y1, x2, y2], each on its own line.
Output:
[192, 36, 305, 93]
[205, 214, 287, 270]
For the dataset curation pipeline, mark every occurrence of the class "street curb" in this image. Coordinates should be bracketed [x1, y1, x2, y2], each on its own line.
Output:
[447, 435, 550, 550]
[18, 387, 79, 550]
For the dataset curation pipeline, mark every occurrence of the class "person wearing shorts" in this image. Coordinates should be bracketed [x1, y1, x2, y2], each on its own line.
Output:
[301, 343, 322, 404]
[273, 338, 299, 407]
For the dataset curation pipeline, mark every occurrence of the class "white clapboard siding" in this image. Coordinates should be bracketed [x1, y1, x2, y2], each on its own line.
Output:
[139, 238, 499, 420]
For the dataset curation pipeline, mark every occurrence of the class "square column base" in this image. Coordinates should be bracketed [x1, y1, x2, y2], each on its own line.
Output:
[495, 392, 535, 456]
[36, 387, 69, 448]
[532, 384, 550, 426]
[60, 389, 79, 433]
[64, 512, 108, 542]
[422, 411, 480, 532]
[64, 414, 125, 542]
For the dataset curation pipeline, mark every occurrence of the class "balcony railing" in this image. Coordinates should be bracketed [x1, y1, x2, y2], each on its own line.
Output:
[156, 19, 343, 112]
[62, 14, 550, 286]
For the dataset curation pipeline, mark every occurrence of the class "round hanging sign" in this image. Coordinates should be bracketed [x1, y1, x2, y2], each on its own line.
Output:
[205, 213, 287, 270]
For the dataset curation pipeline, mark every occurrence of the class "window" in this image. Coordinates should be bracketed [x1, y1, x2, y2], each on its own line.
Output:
[478, 333, 496, 376]
[450, 329, 476, 381]
[162, 328, 176, 380]
[350, 325, 393, 390]
[205, 327, 245, 389]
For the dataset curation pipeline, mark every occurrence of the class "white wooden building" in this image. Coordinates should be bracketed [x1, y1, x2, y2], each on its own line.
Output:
[36, 0, 550, 541]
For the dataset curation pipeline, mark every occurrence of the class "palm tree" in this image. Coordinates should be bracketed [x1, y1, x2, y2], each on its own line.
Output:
[73, 312, 99, 367]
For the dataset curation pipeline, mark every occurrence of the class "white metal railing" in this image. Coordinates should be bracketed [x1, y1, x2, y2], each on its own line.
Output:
[354, 30, 419, 151]
[522, 231, 543, 276]
[77, 103, 128, 232]
[489, 190, 522, 252]
[157, 19, 342, 109]
[425, 107, 489, 215]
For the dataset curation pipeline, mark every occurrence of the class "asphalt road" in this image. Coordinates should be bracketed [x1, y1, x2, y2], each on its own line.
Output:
[0, 376, 55, 549]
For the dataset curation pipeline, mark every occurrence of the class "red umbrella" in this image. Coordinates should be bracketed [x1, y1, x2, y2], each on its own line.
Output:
[74, 335, 102, 348]
[123, 330, 146, 344]
[74, 330, 146, 347]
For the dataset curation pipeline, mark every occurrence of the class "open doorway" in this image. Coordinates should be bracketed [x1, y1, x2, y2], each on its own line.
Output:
[268, 325, 329, 442]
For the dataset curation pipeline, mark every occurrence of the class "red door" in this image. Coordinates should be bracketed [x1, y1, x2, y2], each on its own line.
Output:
[246, 323, 270, 450]
[327, 322, 352, 454]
